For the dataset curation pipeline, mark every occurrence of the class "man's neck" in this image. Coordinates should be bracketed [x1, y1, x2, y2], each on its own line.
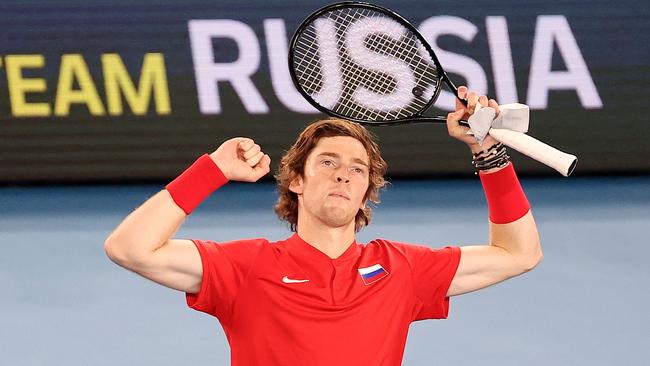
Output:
[296, 218, 356, 259]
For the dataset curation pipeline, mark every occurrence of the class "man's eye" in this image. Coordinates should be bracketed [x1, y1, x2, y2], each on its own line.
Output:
[322, 160, 334, 166]
[353, 167, 364, 174]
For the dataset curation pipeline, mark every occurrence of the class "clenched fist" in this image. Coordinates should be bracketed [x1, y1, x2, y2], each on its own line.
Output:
[210, 138, 271, 182]
[446, 86, 500, 154]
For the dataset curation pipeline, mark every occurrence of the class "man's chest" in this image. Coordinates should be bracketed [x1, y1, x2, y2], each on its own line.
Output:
[232, 250, 415, 318]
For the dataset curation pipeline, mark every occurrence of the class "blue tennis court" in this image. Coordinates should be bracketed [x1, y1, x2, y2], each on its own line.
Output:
[1, 176, 648, 365]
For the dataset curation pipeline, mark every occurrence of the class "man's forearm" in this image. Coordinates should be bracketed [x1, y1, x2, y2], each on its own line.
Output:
[104, 190, 187, 265]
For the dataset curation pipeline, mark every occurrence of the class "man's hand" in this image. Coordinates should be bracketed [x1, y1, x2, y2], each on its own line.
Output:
[446, 86, 500, 155]
[210, 137, 271, 182]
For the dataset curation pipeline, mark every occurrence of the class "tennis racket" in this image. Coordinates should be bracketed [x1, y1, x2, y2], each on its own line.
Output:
[288, 1, 577, 176]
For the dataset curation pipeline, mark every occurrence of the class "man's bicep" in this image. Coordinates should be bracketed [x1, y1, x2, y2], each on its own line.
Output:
[132, 239, 204, 293]
[447, 245, 522, 297]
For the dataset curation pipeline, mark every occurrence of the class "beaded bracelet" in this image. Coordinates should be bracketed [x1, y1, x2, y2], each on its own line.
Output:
[472, 142, 511, 171]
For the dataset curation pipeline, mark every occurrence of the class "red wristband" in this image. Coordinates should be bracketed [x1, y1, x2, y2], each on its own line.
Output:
[479, 162, 530, 224]
[166, 154, 228, 215]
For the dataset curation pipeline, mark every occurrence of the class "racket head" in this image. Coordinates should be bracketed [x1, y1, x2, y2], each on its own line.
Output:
[289, 1, 456, 126]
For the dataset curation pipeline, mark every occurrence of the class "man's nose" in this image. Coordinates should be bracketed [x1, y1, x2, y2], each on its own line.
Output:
[336, 167, 350, 183]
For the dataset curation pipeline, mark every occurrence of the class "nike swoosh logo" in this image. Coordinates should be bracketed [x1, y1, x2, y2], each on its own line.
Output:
[282, 276, 310, 284]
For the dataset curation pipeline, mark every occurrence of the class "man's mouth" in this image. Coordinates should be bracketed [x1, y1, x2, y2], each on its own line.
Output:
[328, 192, 350, 200]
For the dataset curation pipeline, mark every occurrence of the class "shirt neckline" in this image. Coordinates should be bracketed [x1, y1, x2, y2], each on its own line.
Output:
[286, 233, 361, 264]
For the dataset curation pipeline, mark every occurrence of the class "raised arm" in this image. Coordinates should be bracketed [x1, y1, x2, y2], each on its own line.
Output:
[445, 87, 542, 297]
[104, 138, 270, 293]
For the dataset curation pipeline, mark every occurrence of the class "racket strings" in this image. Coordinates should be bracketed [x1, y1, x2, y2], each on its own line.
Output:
[296, 8, 387, 117]
[294, 27, 328, 93]
[360, 32, 438, 118]
[329, 8, 422, 120]
[293, 9, 360, 97]
[292, 6, 441, 121]
[326, 8, 404, 120]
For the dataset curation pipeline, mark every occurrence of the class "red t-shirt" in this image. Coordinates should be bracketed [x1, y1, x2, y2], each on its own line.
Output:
[186, 233, 461, 366]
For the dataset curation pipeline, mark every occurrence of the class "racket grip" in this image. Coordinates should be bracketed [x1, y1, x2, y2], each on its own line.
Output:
[488, 128, 577, 177]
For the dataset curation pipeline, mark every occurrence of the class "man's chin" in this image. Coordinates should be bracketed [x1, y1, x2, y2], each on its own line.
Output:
[320, 208, 355, 228]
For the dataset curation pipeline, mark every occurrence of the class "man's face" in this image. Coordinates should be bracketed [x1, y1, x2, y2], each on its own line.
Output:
[290, 136, 370, 229]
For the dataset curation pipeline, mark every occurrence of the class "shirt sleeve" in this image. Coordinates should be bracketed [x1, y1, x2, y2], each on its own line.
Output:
[402, 244, 461, 320]
[185, 238, 266, 323]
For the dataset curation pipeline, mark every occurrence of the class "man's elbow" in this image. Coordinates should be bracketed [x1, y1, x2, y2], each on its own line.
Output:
[522, 252, 543, 272]
[104, 237, 124, 265]
[519, 244, 543, 273]
[104, 236, 139, 269]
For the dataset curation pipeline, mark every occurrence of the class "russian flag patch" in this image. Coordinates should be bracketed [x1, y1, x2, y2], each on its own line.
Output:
[358, 264, 389, 285]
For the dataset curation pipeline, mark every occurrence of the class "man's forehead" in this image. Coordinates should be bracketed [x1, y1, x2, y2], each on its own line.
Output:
[310, 136, 369, 162]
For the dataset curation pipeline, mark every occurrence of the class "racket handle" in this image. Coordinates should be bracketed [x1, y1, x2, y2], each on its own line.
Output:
[488, 128, 577, 177]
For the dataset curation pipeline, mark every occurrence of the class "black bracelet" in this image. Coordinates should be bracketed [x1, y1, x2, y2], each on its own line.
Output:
[472, 143, 510, 171]
[473, 142, 505, 159]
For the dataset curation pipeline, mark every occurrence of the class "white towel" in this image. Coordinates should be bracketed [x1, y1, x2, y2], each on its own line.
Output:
[467, 103, 530, 144]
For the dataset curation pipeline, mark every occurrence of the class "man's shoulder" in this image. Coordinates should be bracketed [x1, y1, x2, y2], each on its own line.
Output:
[191, 236, 300, 255]
[365, 238, 429, 251]
[364, 239, 451, 261]
[191, 237, 271, 246]
[363, 239, 459, 270]
[188, 237, 276, 263]
[361, 239, 429, 260]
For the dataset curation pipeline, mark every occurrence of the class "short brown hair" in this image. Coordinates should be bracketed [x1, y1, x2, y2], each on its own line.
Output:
[274, 118, 387, 232]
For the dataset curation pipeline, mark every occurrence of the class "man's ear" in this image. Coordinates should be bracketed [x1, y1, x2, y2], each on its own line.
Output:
[289, 175, 304, 195]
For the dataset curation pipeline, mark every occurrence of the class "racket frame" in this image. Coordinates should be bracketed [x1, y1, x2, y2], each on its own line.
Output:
[288, 1, 464, 126]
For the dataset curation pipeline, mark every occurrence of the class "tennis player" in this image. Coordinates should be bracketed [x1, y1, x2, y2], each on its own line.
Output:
[105, 86, 541, 365]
